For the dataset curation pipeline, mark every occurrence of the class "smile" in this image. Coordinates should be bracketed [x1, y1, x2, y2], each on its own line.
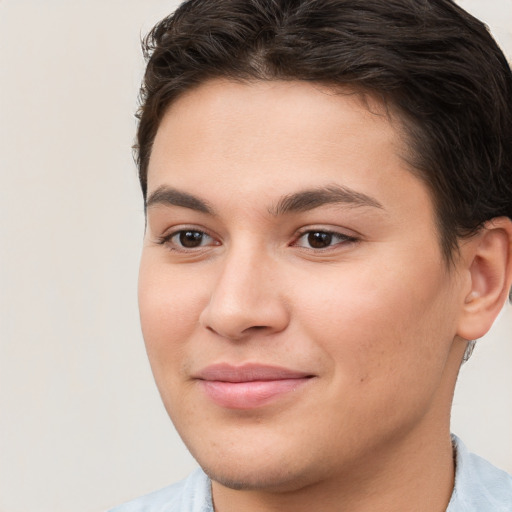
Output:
[195, 363, 315, 409]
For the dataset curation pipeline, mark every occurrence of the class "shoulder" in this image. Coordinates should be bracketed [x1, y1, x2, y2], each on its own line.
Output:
[107, 468, 213, 512]
[448, 435, 512, 512]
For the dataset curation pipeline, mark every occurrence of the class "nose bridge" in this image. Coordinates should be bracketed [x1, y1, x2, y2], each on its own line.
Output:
[199, 238, 288, 340]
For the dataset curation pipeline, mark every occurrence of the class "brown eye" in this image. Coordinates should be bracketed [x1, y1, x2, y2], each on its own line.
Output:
[159, 229, 218, 252]
[307, 231, 333, 249]
[178, 230, 206, 248]
[294, 230, 356, 250]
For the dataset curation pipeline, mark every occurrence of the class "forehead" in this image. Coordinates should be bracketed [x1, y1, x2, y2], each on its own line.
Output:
[151, 80, 405, 177]
[148, 79, 434, 229]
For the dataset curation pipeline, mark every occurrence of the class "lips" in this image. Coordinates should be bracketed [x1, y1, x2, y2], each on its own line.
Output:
[195, 363, 314, 409]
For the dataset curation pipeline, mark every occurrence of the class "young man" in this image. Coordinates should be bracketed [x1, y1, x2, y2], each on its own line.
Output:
[111, 1, 512, 510]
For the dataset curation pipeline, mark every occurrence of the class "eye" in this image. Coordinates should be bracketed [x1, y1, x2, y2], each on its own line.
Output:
[294, 230, 356, 250]
[158, 229, 217, 250]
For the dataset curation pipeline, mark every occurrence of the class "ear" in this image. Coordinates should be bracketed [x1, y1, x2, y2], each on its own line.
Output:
[457, 217, 512, 341]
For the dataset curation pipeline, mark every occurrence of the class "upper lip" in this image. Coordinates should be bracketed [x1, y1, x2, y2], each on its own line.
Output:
[195, 363, 314, 382]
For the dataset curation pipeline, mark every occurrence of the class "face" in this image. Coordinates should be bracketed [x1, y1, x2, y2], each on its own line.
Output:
[139, 79, 467, 493]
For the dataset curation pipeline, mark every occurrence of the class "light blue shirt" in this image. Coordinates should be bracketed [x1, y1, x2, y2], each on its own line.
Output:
[108, 436, 512, 511]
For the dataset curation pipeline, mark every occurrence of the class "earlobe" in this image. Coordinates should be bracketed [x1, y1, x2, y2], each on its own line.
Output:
[457, 217, 512, 341]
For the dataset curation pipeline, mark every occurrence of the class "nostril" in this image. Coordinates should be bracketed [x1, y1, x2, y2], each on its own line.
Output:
[205, 324, 270, 341]
[242, 325, 269, 335]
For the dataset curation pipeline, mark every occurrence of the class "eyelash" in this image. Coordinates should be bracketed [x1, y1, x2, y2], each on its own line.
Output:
[156, 227, 358, 253]
[155, 228, 217, 252]
[292, 229, 358, 250]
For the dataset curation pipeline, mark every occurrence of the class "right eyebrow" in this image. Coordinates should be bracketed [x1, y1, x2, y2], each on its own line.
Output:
[145, 186, 215, 215]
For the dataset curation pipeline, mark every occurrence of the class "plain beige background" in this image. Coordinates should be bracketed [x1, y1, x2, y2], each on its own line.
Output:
[0, 1, 511, 511]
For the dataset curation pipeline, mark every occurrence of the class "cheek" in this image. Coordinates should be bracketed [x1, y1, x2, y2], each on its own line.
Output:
[294, 257, 455, 385]
[289, 265, 456, 446]
[138, 257, 206, 363]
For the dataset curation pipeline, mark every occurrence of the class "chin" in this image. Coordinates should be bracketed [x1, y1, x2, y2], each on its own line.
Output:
[200, 460, 313, 492]
[186, 436, 327, 494]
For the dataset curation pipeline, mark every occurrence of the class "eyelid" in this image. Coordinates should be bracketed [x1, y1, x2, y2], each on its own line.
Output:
[292, 227, 359, 250]
[154, 225, 220, 250]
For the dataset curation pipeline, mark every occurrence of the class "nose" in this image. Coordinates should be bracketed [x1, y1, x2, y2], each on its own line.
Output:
[199, 246, 290, 341]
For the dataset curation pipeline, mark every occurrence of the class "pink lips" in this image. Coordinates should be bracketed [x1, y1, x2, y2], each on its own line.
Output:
[196, 363, 314, 409]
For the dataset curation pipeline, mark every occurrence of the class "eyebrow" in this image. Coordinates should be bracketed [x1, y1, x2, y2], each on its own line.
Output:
[145, 186, 215, 214]
[268, 184, 383, 215]
[145, 183, 383, 217]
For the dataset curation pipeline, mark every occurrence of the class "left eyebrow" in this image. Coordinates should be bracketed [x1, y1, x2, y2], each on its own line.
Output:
[269, 184, 384, 216]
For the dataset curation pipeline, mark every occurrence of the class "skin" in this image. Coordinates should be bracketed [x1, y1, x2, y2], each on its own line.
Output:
[138, 79, 510, 512]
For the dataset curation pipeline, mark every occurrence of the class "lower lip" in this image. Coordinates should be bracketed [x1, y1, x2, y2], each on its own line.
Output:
[200, 378, 311, 409]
